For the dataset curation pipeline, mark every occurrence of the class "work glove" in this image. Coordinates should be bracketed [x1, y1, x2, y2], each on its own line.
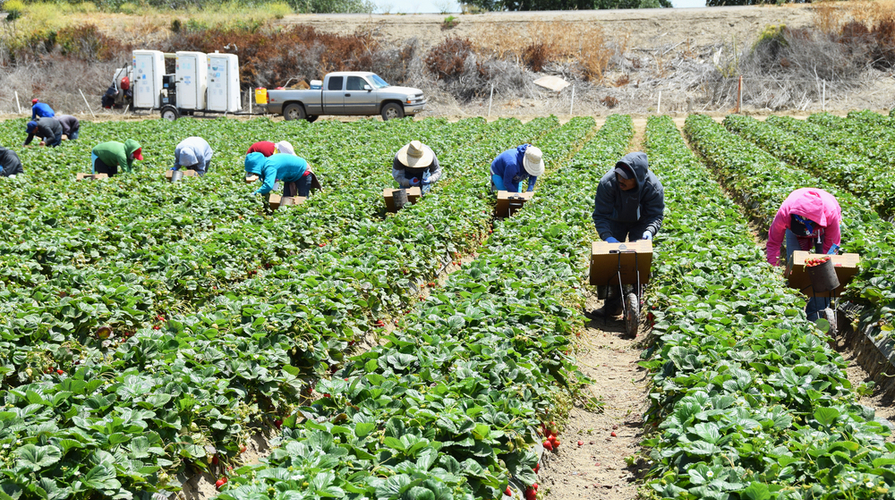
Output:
[642, 231, 652, 241]
[605, 237, 620, 243]
[410, 177, 420, 186]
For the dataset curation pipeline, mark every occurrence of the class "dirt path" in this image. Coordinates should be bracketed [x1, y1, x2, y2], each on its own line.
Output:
[537, 292, 650, 500]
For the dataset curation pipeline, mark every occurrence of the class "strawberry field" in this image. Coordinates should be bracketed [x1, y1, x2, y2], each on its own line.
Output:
[2, 111, 895, 500]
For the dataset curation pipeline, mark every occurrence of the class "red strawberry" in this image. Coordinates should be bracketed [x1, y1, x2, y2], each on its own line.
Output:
[543, 440, 553, 451]
[532, 484, 538, 491]
[577, 440, 583, 446]
[274, 418, 283, 429]
[212, 455, 219, 465]
[57, 369, 64, 375]
[215, 477, 227, 489]
[610, 431, 617, 437]
[240, 445, 247, 454]
[534, 463, 539, 474]
[553, 439, 561, 448]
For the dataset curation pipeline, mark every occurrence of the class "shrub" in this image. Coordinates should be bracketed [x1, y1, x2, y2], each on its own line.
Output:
[425, 37, 474, 81]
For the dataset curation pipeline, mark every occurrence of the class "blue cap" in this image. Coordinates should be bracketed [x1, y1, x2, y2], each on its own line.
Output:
[26, 121, 37, 133]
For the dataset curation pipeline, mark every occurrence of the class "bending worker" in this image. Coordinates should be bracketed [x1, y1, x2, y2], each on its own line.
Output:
[0, 146, 23, 177]
[57, 115, 80, 140]
[490, 144, 544, 193]
[767, 187, 842, 322]
[24, 118, 63, 148]
[174, 137, 213, 176]
[590, 152, 665, 318]
[245, 150, 313, 198]
[91, 139, 143, 176]
[31, 99, 55, 121]
[393, 140, 441, 193]
[246, 140, 294, 157]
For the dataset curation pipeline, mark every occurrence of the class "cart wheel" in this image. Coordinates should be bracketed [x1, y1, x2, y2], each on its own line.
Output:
[160, 105, 180, 121]
[824, 307, 838, 336]
[624, 293, 639, 338]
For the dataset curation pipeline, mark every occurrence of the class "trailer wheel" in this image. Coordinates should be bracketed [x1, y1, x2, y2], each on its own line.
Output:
[160, 105, 180, 121]
[306, 115, 319, 123]
[283, 103, 306, 121]
[381, 103, 404, 121]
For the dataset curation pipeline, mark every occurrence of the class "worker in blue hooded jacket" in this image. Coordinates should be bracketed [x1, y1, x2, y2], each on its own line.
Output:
[173, 137, 213, 176]
[489, 144, 544, 193]
[589, 152, 665, 318]
[244, 151, 313, 197]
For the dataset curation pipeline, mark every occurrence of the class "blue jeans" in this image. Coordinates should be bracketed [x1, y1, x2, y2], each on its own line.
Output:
[786, 229, 830, 321]
[45, 133, 62, 147]
[284, 175, 312, 197]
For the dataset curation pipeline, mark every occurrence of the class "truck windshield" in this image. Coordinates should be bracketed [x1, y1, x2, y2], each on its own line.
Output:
[369, 74, 390, 89]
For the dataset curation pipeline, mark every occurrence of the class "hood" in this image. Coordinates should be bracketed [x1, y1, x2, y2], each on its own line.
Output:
[615, 152, 649, 188]
[124, 139, 142, 160]
[179, 147, 198, 166]
[245, 152, 266, 175]
[788, 188, 837, 227]
[382, 85, 424, 96]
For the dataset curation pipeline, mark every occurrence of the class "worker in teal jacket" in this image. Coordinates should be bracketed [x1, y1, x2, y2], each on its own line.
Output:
[244, 151, 313, 197]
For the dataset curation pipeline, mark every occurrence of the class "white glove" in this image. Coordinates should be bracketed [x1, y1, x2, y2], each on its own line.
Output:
[642, 231, 652, 241]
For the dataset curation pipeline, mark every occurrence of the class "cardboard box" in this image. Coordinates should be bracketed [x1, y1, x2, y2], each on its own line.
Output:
[383, 186, 421, 213]
[589, 240, 653, 286]
[786, 250, 860, 297]
[495, 190, 533, 218]
[164, 169, 198, 182]
[269, 193, 307, 210]
[76, 173, 108, 181]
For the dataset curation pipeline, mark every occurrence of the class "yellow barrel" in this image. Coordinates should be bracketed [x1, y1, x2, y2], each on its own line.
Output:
[255, 88, 268, 104]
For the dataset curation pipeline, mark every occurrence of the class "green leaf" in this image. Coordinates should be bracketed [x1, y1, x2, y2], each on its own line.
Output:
[15, 444, 62, 472]
[814, 407, 841, 427]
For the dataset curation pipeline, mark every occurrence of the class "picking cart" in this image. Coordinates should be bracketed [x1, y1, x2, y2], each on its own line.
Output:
[589, 240, 653, 338]
[495, 190, 533, 218]
[786, 250, 860, 334]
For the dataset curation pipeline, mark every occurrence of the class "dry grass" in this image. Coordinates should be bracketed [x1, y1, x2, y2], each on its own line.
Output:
[470, 20, 625, 81]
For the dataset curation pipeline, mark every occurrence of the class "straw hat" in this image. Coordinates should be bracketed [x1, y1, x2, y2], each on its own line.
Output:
[396, 140, 434, 168]
[523, 146, 544, 177]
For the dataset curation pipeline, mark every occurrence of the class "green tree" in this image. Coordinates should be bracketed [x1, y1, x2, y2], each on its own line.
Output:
[706, 0, 809, 5]
[289, 0, 375, 12]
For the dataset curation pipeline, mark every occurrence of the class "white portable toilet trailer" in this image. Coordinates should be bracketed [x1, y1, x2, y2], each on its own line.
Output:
[132, 50, 165, 109]
[175, 51, 208, 110]
[207, 52, 240, 113]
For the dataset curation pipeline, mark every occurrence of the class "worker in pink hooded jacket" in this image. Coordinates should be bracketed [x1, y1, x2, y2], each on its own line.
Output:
[766, 187, 841, 321]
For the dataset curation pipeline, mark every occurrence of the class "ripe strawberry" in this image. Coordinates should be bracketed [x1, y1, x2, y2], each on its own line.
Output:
[553, 439, 560, 448]
[323, 393, 331, 398]
[504, 486, 512, 496]
[212, 454, 219, 465]
[274, 418, 283, 429]
[532, 484, 538, 491]
[319, 243, 326, 247]
[240, 445, 247, 454]
[547, 435, 557, 444]
[577, 440, 584, 446]
[534, 463, 539, 474]
[610, 431, 617, 437]
[56, 369, 64, 375]
[543, 440, 553, 451]
[215, 477, 227, 489]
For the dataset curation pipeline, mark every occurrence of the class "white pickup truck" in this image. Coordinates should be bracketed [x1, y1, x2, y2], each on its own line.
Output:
[264, 71, 426, 121]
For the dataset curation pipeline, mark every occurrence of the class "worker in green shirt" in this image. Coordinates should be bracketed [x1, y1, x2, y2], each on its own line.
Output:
[91, 139, 143, 177]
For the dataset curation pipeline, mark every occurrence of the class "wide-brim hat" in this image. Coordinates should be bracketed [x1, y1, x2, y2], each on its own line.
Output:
[523, 146, 544, 177]
[397, 140, 434, 168]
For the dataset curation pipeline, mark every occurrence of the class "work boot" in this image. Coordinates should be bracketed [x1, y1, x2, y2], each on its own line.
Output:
[588, 297, 623, 318]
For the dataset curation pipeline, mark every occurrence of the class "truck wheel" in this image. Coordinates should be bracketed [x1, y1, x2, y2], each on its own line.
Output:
[160, 105, 180, 121]
[381, 103, 404, 121]
[283, 103, 306, 121]
[306, 115, 319, 123]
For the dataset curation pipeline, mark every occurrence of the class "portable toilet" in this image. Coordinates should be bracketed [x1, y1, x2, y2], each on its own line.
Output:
[175, 51, 208, 110]
[132, 50, 165, 109]
[207, 53, 240, 113]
